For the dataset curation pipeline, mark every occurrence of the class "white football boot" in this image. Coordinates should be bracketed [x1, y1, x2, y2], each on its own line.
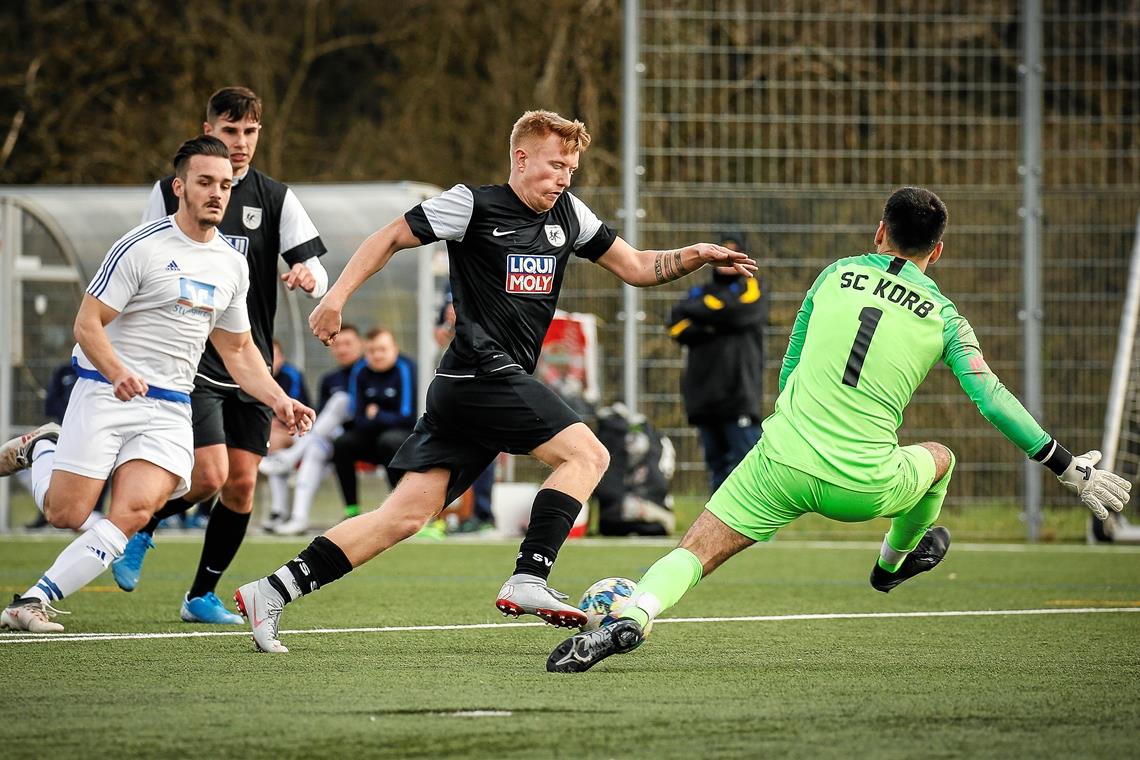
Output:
[0, 595, 67, 633]
[234, 579, 289, 653]
[495, 575, 588, 629]
[0, 423, 61, 477]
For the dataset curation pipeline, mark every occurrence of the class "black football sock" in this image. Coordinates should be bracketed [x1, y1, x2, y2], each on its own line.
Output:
[266, 536, 354, 603]
[187, 502, 250, 599]
[140, 497, 196, 536]
[513, 488, 581, 581]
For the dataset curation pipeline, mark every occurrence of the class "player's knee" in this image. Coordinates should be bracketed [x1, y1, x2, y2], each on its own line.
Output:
[922, 442, 955, 483]
[194, 462, 227, 498]
[580, 438, 610, 481]
[43, 498, 86, 531]
[220, 473, 258, 510]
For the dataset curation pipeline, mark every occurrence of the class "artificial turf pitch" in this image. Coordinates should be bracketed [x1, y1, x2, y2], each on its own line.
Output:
[2, 534, 1138, 759]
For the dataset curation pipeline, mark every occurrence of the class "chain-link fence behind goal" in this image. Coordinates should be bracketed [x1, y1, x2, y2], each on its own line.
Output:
[565, 1, 1140, 507]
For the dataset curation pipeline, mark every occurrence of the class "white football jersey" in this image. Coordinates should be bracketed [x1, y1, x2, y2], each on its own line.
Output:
[74, 216, 251, 394]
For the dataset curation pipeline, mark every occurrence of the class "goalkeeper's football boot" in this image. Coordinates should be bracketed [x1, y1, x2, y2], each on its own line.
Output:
[870, 526, 952, 593]
[0, 422, 61, 477]
[234, 579, 289, 653]
[547, 618, 645, 673]
[111, 531, 155, 592]
[496, 577, 588, 629]
[0, 594, 66, 633]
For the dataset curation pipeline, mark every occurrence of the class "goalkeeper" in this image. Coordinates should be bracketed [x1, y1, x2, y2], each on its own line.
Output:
[548, 186, 1132, 672]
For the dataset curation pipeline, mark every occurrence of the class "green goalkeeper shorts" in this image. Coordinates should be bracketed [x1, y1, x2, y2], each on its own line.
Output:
[706, 444, 938, 542]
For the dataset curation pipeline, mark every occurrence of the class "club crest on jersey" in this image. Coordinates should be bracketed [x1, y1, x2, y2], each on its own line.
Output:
[544, 224, 566, 247]
[176, 277, 216, 313]
[242, 206, 263, 230]
[506, 254, 556, 295]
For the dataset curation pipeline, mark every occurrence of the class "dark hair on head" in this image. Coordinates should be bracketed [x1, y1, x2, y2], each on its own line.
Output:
[364, 326, 393, 342]
[172, 135, 229, 178]
[206, 86, 263, 124]
[882, 187, 948, 256]
[339, 324, 359, 336]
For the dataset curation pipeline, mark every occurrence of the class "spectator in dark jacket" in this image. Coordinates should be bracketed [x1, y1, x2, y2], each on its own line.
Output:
[668, 234, 768, 492]
[331, 327, 417, 516]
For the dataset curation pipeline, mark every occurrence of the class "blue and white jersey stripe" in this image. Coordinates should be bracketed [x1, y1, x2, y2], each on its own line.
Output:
[88, 217, 172, 298]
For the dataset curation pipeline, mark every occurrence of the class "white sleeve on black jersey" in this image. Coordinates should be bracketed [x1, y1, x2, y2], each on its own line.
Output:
[418, 184, 475, 241]
[567, 193, 603, 248]
[568, 192, 618, 261]
[279, 188, 325, 263]
[141, 181, 166, 224]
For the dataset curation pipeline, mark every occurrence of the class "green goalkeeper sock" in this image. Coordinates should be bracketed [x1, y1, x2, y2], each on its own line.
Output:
[879, 452, 955, 572]
[620, 548, 704, 627]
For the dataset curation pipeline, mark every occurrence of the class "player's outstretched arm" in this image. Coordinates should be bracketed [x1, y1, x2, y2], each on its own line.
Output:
[309, 217, 424, 345]
[594, 237, 756, 288]
[210, 327, 315, 436]
[944, 313, 1131, 519]
[73, 294, 148, 401]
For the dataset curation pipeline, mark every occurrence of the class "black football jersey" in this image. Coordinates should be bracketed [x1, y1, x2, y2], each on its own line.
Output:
[146, 168, 326, 385]
[405, 183, 616, 376]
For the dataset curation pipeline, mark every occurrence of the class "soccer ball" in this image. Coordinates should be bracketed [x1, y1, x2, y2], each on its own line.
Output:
[577, 577, 652, 635]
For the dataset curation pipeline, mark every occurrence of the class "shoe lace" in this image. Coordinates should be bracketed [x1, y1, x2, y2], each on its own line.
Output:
[29, 599, 70, 621]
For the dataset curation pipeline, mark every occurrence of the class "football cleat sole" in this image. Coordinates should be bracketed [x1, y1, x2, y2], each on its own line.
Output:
[495, 598, 587, 629]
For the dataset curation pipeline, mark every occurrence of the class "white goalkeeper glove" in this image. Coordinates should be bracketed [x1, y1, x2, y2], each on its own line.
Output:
[1057, 450, 1132, 520]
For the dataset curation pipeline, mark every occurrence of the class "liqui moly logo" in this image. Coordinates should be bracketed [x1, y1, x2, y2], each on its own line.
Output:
[505, 254, 556, 294]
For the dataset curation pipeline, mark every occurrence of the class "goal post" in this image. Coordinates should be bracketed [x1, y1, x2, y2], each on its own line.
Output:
[1096, 211, 1140, 543]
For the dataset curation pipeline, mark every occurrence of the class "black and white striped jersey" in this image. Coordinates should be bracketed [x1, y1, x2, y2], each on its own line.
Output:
[144, 168, 326, 385]
[405, 183, 616, 376]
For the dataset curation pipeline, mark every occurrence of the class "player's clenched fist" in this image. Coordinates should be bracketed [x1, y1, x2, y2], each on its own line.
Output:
[309, 300, 343, 346]
[111, 372, 149, 401]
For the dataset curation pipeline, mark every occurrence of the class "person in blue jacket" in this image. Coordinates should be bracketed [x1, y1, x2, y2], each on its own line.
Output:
[331, 327, 416, 517]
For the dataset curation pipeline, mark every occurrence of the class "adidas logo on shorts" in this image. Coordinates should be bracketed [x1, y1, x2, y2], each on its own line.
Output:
[166, 261, 180, 271]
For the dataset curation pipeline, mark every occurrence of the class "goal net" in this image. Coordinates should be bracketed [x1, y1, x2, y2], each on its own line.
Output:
[1097, 212, 1140, 543]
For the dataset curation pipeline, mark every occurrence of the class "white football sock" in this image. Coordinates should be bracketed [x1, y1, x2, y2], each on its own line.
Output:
[77, 512, 105, 532]
[311, 392, 350, 440]
[23, 519, 128, 603]
[878, 535, 910, 569]
[289, 446, 330, 526]
[267, 473, 290, 519]
[30, 439, 57, 513]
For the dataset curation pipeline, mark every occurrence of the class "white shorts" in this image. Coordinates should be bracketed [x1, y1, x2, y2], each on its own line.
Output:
[52, 378, 193, 498]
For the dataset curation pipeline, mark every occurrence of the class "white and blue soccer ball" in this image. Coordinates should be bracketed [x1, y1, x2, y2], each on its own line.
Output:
[577, 577, 652, 635]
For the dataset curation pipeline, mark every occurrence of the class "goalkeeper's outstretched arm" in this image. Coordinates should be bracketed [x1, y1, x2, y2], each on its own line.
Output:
[942, 311, 1131, 519]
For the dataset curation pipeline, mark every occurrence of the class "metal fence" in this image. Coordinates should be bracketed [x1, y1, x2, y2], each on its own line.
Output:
[563, 0, 1140, 510]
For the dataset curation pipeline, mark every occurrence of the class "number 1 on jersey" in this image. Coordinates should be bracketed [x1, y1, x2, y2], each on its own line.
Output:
[843, 307, 883, 388]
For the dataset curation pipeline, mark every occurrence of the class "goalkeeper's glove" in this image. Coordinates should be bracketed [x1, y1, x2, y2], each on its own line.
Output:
[1057, 450, 1131, 520]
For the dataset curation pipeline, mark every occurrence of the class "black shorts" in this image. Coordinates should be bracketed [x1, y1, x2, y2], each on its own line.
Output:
[190, 378, 273, 456]
[390, 370, 581, 504]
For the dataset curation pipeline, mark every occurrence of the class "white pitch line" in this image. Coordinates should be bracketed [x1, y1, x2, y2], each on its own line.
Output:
[5, 532, 1140, 553]
[1, 606, 1136, 645]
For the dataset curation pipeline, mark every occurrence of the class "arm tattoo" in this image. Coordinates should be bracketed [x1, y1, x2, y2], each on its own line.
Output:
[654, 249, 690, 284]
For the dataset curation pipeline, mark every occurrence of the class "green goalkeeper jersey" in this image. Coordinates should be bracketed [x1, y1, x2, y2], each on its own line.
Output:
[759, 253, 1051, 491]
